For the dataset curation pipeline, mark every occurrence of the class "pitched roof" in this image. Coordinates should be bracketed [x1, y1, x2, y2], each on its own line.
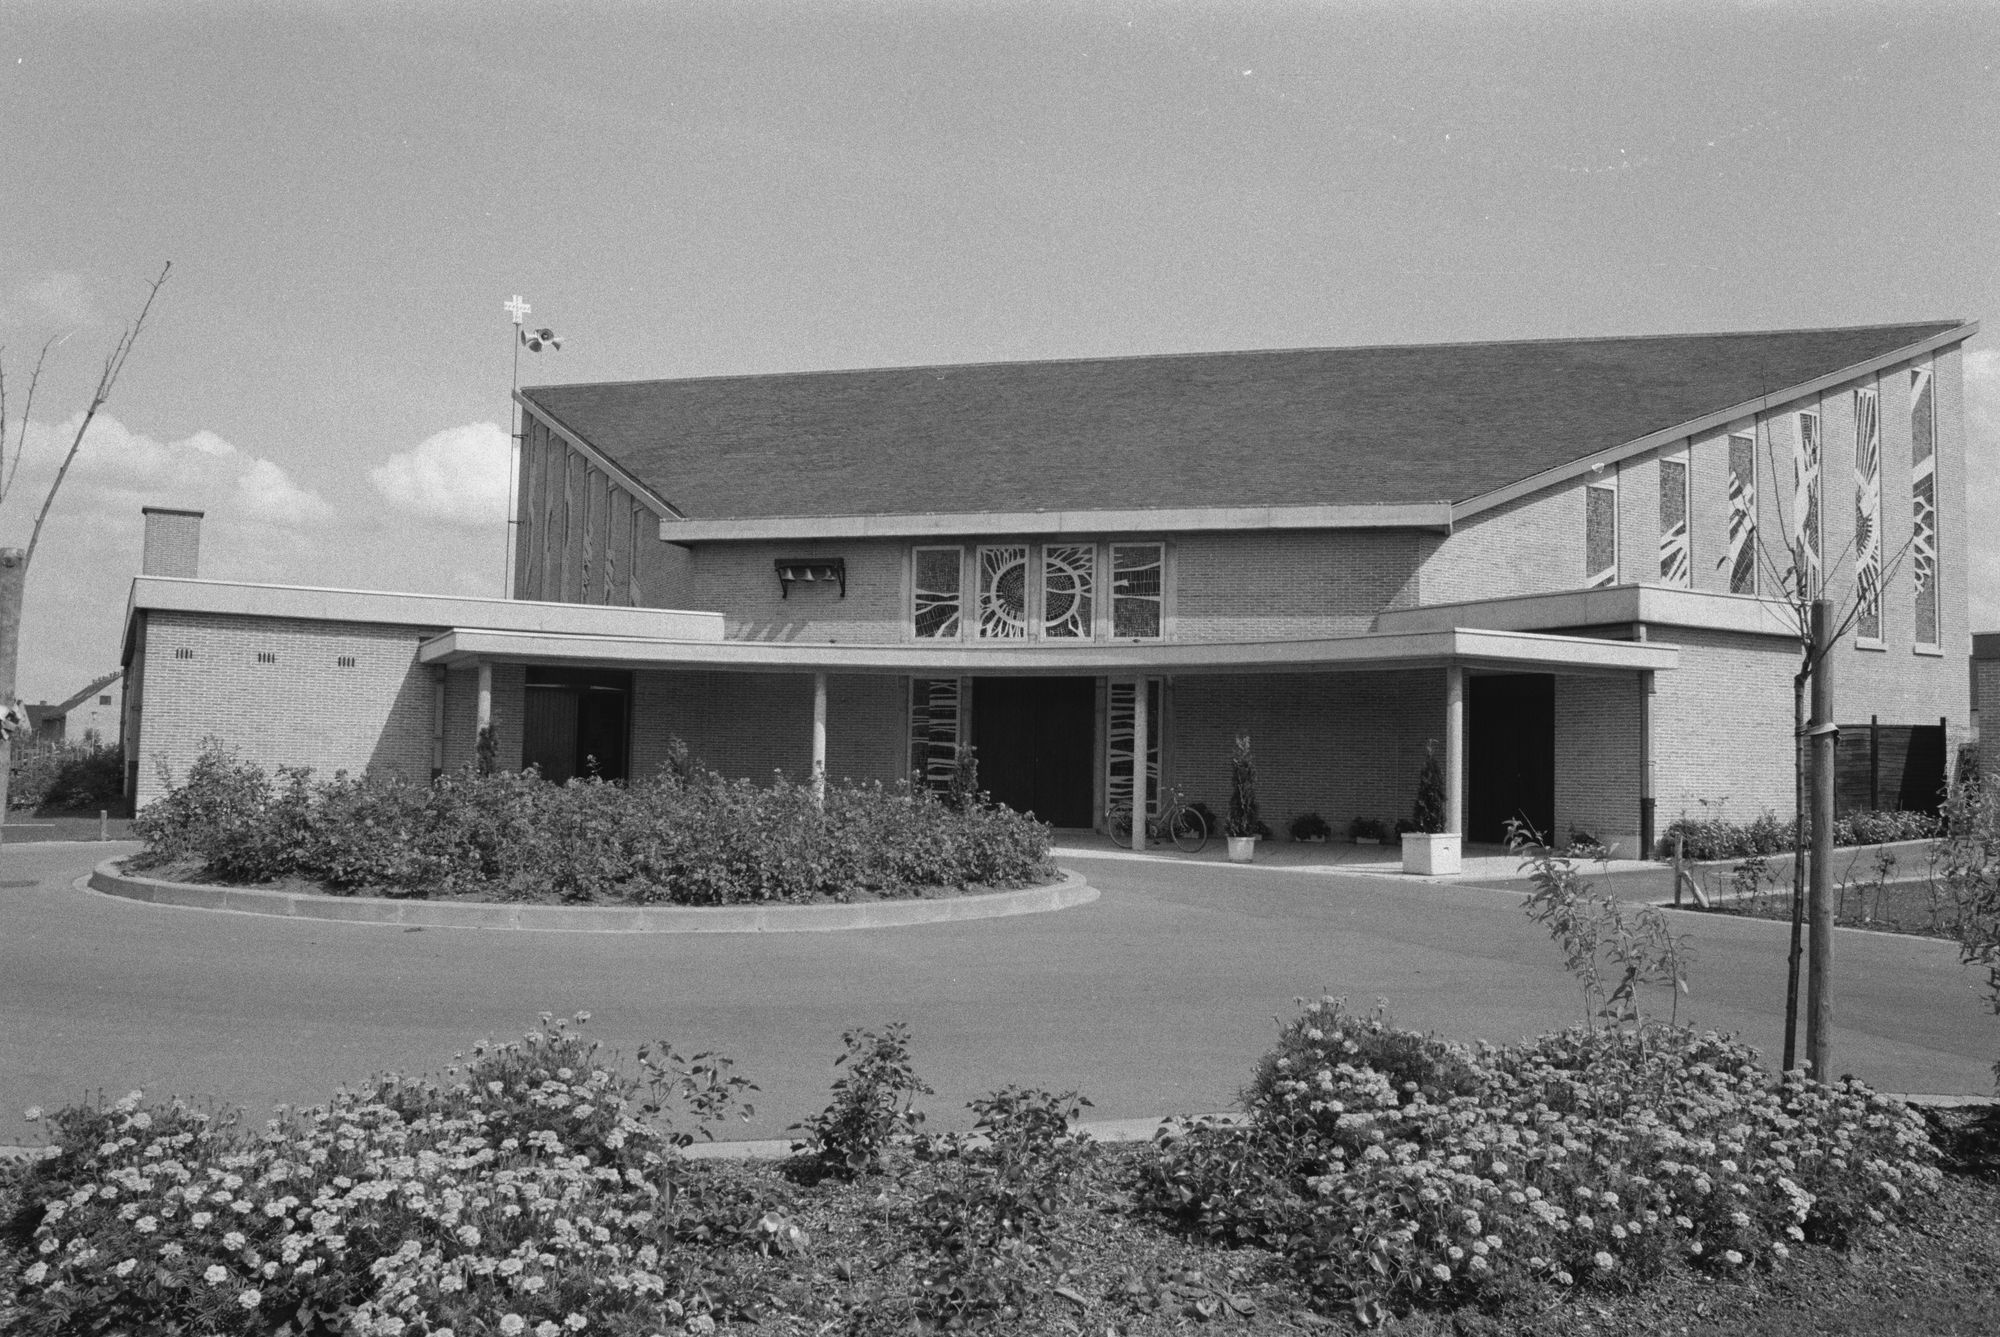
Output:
[520, 322, 1965, 521]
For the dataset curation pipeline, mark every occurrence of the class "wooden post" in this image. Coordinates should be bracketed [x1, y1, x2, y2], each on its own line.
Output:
[811, 672, 827, 808]
[1444, 665, 1465, 835]
[1673, 832, 1684, 907]
[1807, 598, 1837, 1080]
[0, 548, 25, 845]
[1132, 677, 1148, 850]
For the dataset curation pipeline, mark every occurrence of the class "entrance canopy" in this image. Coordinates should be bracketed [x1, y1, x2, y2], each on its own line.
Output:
[415, 624, 1678, 677]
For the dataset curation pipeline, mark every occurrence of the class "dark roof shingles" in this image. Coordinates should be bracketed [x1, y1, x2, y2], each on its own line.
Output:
[522, 322, 1962, 520]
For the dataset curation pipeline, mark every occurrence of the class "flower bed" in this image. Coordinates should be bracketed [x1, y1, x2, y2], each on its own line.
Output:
[1, 1006, 1970, 1337]
[127, 744, 1053, 906]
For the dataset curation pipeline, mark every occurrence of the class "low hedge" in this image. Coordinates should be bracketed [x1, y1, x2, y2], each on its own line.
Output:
[9, 741, 123, 813]
[128, 743, 1054, 905]
[1656, 808, 1940, 862]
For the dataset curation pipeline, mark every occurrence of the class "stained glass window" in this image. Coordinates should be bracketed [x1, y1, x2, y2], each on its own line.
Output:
[1110, 543, 1163, 638]
[1912, 367, 1939, 646]
[912, 547, 962, 639]
[1853, 389, 1881, 642]
[1042, 544, 1095, 638]
[977, 546, 1030, 639]
[1106, 678, 1160, 818]
[1585, 482, 1617, 588]
[907, 678, 962, 793]
[1791, 411, 1822, 598]
[1722, 433, 1757, 595]
[1659, 454, 1690, 587]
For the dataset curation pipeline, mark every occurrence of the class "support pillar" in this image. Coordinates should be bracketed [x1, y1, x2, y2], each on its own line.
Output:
[1638, 669, 1656, 856]
[431, 668, 447, 778]
[1444, 664, 1465, 835]
[476, 662, 495, 774]
[1132, 676, 1148, 850]
[811, 671, 828, 808]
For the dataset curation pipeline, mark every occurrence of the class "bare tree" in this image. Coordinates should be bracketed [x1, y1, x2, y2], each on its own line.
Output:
[0, 262, 172, 828]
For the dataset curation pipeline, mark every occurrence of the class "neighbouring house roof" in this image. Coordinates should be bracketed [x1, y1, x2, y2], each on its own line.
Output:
[520, 321, 1970, 524]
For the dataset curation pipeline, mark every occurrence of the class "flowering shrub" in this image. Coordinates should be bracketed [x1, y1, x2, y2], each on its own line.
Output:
[5, 1014, 781, 1336]
[130, 742, 1054, 905]
[788, 1024, 932, 1180]
[1138, 999, 1942, 1327]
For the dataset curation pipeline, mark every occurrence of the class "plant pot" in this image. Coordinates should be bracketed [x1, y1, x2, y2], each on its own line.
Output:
[1226, 835, 1257, 863]
[1401, 832, 1461, 876]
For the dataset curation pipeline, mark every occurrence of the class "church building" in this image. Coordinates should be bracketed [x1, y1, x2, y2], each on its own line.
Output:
[119, 320, 1977, 856]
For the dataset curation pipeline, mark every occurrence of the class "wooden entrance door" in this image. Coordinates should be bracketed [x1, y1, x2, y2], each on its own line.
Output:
[1467, 673, 1555, 845]
[970, 677, 1095, 827]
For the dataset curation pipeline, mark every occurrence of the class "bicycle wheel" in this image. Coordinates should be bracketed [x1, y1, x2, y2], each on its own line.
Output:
[1106, 803, 1135, 849]
[1168, 805, 1208, 854]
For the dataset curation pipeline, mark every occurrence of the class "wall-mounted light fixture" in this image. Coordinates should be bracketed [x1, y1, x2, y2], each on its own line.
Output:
[775, 558, 846, 599]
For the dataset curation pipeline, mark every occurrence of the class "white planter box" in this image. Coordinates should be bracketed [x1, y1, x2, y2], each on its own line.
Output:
[1226, 835, 1258, 863]
[1401, 832, 1461, 875]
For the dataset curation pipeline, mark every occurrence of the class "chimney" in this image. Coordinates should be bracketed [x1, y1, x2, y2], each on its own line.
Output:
[141, 507, 204, 578]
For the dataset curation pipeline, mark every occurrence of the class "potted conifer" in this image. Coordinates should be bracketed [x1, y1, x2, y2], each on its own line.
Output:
[1225, 734, 1261, 863]
[1400, 739, 1461, 874]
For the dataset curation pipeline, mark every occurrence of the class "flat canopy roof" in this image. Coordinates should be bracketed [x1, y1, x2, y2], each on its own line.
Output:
[418, 625, 1677, 678]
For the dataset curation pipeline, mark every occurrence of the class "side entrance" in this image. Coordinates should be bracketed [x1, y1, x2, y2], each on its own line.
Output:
[970, 676, 1096, 828]
[1466, 672, 1555, 845]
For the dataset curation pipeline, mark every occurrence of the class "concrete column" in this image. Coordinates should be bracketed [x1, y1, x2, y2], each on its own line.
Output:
[477, 664, 493, 733]
[811, 671, 828, 807]
[1444, 664, 1465, 835]
[1638, 669, 1656, 855]
[1132, 676, 1148, 850]
[431, 668, 447, 778]
[475, 662, 495, 775]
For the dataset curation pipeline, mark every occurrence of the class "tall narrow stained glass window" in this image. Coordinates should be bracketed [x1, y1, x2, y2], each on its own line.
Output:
[1042, 544, 1095, 638]
[1853, 388, 1882, 643]
[977, 545, 1030, 639]
[1659, 453, 1690, 586]
[1110, 543, 1163, 638]
[1585, 482, 1618, 588]
[912, 547, 963, 639]
[1721, 433, 1757, 595]
[1107, 678, 1160, 819]
[1790, 410, 1822, 598]
[907, 678, 962, 792]
[1912, 366, 1939, 646]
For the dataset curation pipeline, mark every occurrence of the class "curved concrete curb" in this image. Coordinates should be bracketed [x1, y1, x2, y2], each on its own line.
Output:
[87, 861, 1095, 934]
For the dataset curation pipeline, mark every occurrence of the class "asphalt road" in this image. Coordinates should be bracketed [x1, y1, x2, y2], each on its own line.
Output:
[1, 841, 1992, 1147]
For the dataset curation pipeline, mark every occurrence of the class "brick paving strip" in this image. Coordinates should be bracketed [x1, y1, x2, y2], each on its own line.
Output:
[84, 860, 1095, 933]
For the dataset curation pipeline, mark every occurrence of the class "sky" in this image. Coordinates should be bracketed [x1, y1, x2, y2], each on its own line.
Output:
[1, 0, 1997, 703]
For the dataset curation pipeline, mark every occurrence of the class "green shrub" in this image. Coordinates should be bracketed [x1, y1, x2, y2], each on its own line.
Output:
[1658, 808, 1941, 861]
[788, 1023, 932, 1180]
[127, 741, 1055, 905]
[9, 740, 124, 812]
[1136, 999, 1942, 1327]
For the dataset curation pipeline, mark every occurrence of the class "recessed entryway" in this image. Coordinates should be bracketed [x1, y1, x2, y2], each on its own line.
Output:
[1467, 673, 1555, 845]
[523, 667, 632, 784]
[971, 676, 1096, 827]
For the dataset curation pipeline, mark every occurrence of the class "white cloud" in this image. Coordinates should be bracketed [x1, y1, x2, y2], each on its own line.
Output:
[368, 421, 512, 527]
[20, 271, 98, 326]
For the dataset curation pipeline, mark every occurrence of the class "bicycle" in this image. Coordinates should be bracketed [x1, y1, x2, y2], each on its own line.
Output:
[1105, 785, 1209, 853]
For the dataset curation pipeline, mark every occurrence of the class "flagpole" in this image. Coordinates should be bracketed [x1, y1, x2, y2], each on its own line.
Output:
[503, 295, 529, 598]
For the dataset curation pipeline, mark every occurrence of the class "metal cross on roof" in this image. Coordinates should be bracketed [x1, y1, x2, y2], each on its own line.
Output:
[504, 295, 531, 325]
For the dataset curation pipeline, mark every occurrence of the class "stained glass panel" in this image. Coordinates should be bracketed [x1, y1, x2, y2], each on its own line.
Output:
[1723, 433, 1757, 595]
[1912, 368, 1938, 646]
[1791, 411, 1822, 597]
[1111, 543, 1163, 639]
[978, 546, 1029, 639]
[1853, 389, 1881, 642]
[908, 678, 962, 792]
[1585, 483, 1617, 588]
[1659, 456, 1690, 586]
[1042, 544, 1095, 638]
[1106, 678, 1160, 819]
[913, 547, 962, 639]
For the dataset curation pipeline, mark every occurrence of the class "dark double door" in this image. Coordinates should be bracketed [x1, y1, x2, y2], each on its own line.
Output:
[523, 667, 631, 784]
[970, 676, 1095, 828]
[1466, 673, 1555, 846]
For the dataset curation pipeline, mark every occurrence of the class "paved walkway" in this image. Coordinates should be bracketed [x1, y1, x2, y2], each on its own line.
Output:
[0, 840, 1990, 1149]
[1050, 832, 1661, 885]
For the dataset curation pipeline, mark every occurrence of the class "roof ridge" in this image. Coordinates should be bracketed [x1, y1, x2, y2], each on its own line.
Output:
[521, 320, 1967, 394]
